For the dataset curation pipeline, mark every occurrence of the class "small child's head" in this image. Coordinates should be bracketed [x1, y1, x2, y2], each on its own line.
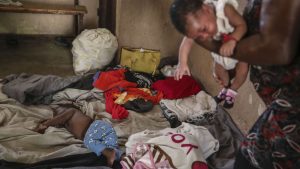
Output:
[170, 0, 217, 41]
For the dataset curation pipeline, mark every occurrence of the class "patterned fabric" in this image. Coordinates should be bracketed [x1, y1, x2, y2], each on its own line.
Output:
[240, 0, 300, 168]
[121, 144, 175, 169]
[159, 100, 216, 128]
[83, 120, 123, 160]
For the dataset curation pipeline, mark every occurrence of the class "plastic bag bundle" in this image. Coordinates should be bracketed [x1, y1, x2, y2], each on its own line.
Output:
[72, 28, 118, 75]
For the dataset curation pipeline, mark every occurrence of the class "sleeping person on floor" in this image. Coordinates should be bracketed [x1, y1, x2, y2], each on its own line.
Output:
[34, 106, 124, 167]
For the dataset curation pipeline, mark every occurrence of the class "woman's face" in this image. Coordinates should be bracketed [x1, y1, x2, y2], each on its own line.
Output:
[185, 4, 217, 41]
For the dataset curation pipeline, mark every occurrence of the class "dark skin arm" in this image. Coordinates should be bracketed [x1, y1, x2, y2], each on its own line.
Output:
[34, 110, 75, 134]
[195, 0, 300, 65]
[34, 107, 92, 140]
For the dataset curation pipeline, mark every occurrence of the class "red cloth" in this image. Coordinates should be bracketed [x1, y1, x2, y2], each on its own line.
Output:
[105, 91, 129, 119]
[152, 75, 201, 99]
[105, 87, 163, 119]
[113, 88, 163, 105]
[93, 69, 136, 91]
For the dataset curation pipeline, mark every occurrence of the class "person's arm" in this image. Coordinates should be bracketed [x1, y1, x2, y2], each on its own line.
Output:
[34, 109, 75, 134]
[220, 4, 247, 57]
[224, 4, 247, 41]
[175, 36, 193, 80]
[196, 0, 300, 65]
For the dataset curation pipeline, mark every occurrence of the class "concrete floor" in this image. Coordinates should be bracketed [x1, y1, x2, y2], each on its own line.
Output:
[0, 37, 75, 78]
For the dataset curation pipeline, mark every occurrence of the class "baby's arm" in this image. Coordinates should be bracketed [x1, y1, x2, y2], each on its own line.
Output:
[33, 109, 75, 134]
[220, 4, 247, 57]
[175, 36, 193, 80]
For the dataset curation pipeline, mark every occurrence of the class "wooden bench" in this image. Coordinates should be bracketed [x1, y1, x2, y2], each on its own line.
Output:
[0, 1, 87, 35]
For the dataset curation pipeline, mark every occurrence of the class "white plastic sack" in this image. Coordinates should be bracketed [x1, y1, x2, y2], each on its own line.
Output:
[72, 28, 118, 75]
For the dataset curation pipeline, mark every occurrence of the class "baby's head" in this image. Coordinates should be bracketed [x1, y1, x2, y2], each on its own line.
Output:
[170, 0, 217, 41]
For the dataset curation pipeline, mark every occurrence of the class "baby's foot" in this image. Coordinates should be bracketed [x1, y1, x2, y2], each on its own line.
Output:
[214, 88, 227, 103]
[223, 89, 237, 109]
[102, 148, 116, 167]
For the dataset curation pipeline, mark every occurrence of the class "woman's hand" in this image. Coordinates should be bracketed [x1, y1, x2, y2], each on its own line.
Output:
[220, 40, 237, 57]
[174, 63, 191, 80]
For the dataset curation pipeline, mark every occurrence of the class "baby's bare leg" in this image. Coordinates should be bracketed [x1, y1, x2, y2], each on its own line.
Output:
[214, 62, 230, 87]
[230, 62, 249, 91]
[102, 148, 116, 167]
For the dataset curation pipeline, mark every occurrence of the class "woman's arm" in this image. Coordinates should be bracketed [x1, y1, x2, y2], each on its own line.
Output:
[196, 0, 300, 65]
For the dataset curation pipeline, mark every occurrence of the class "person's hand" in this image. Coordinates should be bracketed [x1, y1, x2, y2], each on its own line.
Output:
[174, 63, 191, 80]
[220, 40, 237, 57]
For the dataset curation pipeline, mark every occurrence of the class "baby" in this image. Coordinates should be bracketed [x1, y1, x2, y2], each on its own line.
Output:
[170, 0, 249, 108]
[34, 106, 123, 167]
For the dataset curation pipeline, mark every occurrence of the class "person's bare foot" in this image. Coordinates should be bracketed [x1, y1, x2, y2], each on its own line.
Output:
[102, 148, 116, 167]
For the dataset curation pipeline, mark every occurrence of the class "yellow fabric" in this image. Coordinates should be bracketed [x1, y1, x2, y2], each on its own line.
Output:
[120, 48, 160, 74]
[114, 88, 152, 104]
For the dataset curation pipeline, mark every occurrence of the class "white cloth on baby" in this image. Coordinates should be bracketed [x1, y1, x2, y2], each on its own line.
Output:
[205, 0, 239, 70]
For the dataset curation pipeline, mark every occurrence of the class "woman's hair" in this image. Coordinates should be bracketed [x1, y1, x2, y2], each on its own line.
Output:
[170, 0, 204, 34]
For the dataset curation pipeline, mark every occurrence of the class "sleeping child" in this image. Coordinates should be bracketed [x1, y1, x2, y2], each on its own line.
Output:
[34, 106, 123, 167]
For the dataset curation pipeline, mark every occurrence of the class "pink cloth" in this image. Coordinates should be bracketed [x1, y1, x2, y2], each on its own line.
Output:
[152, 75, 201, 99]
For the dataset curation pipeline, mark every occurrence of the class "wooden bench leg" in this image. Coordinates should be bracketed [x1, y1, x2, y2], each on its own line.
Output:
[74, 14, 83, 36]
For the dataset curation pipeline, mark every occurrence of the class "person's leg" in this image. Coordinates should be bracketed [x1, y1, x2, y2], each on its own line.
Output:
[230, 61, 249, 91]
[213, 62, 230, 87]
[84, 120, 121, 167]
[213, 62, 230, 103]
[223, 62, 249, 108]
[102, 148, 116, 167]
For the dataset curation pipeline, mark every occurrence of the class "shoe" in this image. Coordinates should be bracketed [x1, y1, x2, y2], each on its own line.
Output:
[223, 89, 237, 109]
[214, 88, 227, 103]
